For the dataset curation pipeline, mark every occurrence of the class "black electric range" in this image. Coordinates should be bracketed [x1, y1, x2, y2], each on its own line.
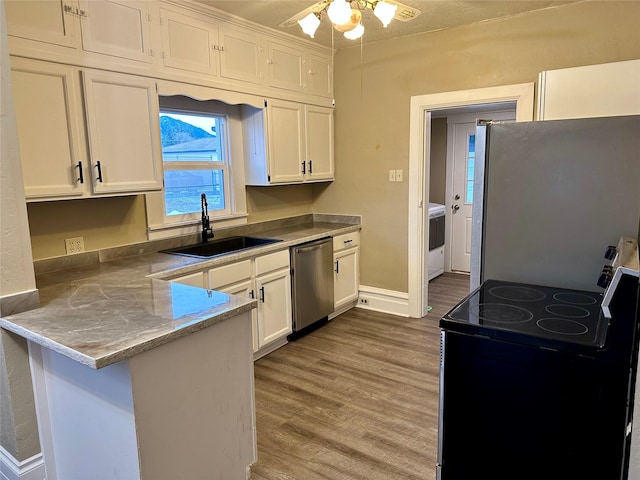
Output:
[436, 239, 640, 480]
[441, 279, 608, 354]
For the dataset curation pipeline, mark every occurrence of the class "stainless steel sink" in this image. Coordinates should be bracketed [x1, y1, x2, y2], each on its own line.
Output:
[161, 236, 282, 258]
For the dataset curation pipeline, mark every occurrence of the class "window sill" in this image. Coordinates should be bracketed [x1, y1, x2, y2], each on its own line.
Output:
[147, 214, 248, 241]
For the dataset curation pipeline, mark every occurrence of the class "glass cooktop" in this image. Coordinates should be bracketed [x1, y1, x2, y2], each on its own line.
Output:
[441, 279, 608, 351]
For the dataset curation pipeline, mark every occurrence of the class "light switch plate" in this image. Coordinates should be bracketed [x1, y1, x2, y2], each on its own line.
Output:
[396, 169, 403, 182]
[388, 170, 396, 182]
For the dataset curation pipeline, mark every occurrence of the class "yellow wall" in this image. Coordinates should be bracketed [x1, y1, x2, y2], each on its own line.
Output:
[313, 0, 640, 292]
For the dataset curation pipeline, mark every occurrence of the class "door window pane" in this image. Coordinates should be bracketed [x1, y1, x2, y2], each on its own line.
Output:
[466, 134, 475, 204]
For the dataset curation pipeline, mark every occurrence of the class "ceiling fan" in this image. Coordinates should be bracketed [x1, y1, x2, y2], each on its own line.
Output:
[279, 0, 422, 41]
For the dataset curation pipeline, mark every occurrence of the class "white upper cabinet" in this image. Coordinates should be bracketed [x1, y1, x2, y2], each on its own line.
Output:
[307, 52, 333, 98]
[158, 8, 268, 86]
[267, 41, 305, 93]
[159, 7, 219, 76]
[266, 100, 306, 184]
[305, 105, 334, 181]
[4, 0, 79, 49]
[218, 24, 266, 86]
[537, 60, 640, 120]
[5, 0, 334, 102]
[5, 0, 153, 64]
[82, 70, 163, 194]
[242, 100, 334, 185]
[78, 0, 153, 63]
[267, 41, 333, 98]
[11, 58, 86, 200]
[11, 59, 163, 201]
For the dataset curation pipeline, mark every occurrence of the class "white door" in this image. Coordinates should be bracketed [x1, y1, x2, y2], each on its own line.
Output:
[449, 110, 515, 272]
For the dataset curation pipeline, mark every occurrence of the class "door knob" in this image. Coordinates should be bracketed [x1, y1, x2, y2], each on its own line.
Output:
[452, 204, 460, 212]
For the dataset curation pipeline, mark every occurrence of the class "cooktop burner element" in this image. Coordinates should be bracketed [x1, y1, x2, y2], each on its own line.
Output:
[443, 279, 607, 350]
[553, 292, 598, 305]
[489, 285, 546, 302]
[545, 304, 590, 318]
[469, 303, 533, 323]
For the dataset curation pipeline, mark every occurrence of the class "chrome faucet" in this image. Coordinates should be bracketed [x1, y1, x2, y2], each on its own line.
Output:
[201, 193, 214, 243]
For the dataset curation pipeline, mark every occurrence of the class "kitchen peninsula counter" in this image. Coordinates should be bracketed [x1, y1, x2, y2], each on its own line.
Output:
[0, 217, 360, 368]
[0, 215, 360, 480]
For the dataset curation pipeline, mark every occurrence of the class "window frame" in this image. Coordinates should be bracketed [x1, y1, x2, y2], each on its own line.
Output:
[160, 108, 232, 222]
[145, 95, 248, 241]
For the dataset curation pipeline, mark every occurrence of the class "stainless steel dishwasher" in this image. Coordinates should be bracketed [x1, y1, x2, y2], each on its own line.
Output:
[290, 237, 334, 333]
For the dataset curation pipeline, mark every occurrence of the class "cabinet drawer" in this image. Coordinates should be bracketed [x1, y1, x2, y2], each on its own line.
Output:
[208, 260, 252, 290]
[333, 232, 359, 251]
[255, 249, 289, 276]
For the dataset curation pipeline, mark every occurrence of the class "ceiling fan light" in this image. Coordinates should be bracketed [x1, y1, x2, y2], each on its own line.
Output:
[297, 12, 321, 38]
[327, 0, 352, 26]
[374, 0, 397, 27]
[344, 22, 364, 40]
[333, 9, 361, 33]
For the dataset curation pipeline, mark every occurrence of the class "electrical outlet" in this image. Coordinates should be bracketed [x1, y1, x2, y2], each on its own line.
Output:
[388, 170, 396, 182]
[65, 237, 85, 254]
[359, 297, 369, 305]
[396, 169, 403, 182]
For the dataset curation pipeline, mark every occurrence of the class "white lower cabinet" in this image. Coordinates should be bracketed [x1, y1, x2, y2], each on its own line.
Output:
[207, 250, 292, 355]
[168, 270, 207, 288]
[333, 232, 360, 311]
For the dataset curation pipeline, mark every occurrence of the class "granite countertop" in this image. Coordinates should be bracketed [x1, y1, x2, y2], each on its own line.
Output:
[0, 219, 360, 369]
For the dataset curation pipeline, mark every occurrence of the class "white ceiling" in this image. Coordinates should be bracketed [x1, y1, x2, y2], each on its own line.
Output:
[195, 0, 581, 50]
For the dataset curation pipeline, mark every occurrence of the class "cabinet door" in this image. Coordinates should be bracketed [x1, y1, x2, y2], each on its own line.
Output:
[218, 24, 266, 85]
[267, 41, 305, 93]
[4, 0, 79, 49]
[79, 0, 152, 63]
[305, 105, 334, 182]
[82, 70, 163, 194]
[256, 268, 292, 347]
[169, 271, 207, 288]
[217, 280, 259, 353]
[266, 100, 305, 183]
[307, 52, 332, 98]
[334, 247, 359, 309]
[11, 59, 86, 199]
[159, 8, 219, 76]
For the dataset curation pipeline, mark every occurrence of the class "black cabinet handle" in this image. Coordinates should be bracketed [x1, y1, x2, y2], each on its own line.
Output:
[309, 160, 313, 174]
[301, 161, 306, 175]
[335, 260, 339, 274]
[249, 290, 255, 299]
[95, 161, 103, 183]
[259, 286, 265, 303]
[76, 161, 84, 184]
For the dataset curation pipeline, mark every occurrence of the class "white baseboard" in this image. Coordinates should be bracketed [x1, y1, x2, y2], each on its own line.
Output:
[356, 285, 409, 317]
[0, 447, 45, 480]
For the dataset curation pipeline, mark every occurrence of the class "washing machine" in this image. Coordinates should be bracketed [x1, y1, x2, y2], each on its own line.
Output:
[428, 203, 445, 280]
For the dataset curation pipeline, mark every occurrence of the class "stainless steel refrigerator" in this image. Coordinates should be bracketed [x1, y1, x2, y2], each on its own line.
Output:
[470, 115, 640, 291]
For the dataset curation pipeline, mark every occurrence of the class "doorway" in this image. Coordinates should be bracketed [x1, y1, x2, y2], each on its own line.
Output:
[407, 83, 535, 318]
[441, 109, 516, 274]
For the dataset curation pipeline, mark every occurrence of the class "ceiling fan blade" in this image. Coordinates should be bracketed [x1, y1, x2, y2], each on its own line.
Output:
[391, 1, 421, 22]
[278, 1, 331, 28]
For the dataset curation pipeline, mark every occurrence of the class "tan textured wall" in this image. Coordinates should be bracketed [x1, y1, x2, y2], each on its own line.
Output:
[27, 196, 148, 259]
[27, 186, 317, 259]
[312, 0, 640, 292]
[0, 3, 40, 462]
[246, 184, 316, 224]
[429, 118, 447, 205]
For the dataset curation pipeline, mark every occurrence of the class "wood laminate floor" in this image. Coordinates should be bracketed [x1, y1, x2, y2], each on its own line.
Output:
[250, 272, 470, 480]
